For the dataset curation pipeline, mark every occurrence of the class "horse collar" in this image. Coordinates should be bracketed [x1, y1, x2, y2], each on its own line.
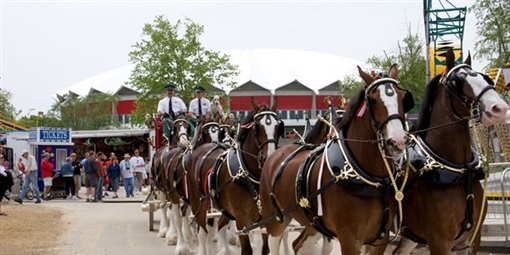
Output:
[409, 135, 481, 174]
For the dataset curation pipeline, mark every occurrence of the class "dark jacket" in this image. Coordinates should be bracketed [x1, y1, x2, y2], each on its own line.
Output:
[107, 163, 121, 179]
[72, 161, 82, 175]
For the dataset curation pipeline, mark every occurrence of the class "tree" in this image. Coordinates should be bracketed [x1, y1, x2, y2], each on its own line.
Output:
[338, 74, 362, 99]
[338, 25, 426, 113]
[471, 0, 510, 69]
[128, 16, 239, 124]
[0, 89, 17, 122]
[50, 92, 119, 130]
[365, 25, 426, 102]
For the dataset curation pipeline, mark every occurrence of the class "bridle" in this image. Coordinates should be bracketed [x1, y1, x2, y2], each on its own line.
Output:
[239, 111, 281, 168]
[439, 64, 495, 121]
[173, 119, 190, 141]
[364, 78, 409, 147]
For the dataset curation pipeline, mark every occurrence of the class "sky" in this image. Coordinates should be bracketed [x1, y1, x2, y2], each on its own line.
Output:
[0, 0, 479, 117]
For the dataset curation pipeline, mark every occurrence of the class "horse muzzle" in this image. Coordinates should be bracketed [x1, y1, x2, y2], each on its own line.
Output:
[481, 102, 509, 126]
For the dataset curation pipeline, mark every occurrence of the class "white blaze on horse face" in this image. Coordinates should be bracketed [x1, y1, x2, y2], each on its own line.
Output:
[461, 69, 509, 126]
[261, 115, 278, 156]
[209, 126, 219, 142]
[177, 123, 189, 147]
[377, 85, 406, 153]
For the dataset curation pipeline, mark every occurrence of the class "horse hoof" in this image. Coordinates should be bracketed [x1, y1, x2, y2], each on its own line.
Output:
[175, 246, 191, 255]
[166, 236, 178, 245]
[141, 204, 149, 212]
[157, 229, 167, 238]
[142, 187, 149, 195]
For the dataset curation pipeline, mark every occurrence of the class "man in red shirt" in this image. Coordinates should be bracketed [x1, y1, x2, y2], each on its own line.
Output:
[41, 152, 54, 200]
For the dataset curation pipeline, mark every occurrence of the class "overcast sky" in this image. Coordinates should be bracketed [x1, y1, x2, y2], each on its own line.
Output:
[1, 0, 478, 117]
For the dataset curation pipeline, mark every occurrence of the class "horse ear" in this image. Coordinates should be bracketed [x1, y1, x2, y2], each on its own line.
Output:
[464, 51, 471, 66]
[251, 97, 260, 112]
[445, 48, 455, 71]
[271, 97, 278, 112]
[388, 64, 398, 79]
[357, 66, 374, 88]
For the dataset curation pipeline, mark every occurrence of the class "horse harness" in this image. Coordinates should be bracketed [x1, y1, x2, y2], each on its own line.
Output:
[402, 134, 484, 244]
[266, 130, 398, 243]
[402, 64, 492, 244]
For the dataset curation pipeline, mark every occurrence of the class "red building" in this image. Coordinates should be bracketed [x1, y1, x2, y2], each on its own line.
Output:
[56, 49, 364, 135]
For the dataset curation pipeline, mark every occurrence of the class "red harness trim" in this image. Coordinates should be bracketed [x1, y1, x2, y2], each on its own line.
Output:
[240, 121, 254, 129]
[203, 168, 213, 195]
[356, 101, 367, 120]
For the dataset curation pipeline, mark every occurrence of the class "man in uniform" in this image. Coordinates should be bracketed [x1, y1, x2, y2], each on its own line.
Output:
[157, 82, 187, 141]
[187, 85, 211, 137]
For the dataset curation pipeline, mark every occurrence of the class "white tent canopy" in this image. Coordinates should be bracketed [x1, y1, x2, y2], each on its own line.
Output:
[56, 48, 365, 97]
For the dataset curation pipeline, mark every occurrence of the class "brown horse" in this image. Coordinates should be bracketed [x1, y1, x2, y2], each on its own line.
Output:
[392, 50, 508, 254]
[150, 117, 191, 247]
[259, 64, 414, 255]
[187, 97, 284, 255]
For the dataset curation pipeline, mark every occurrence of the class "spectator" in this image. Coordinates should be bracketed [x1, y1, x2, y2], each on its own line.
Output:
[16, 158, 25, 173]
[120, 153, 134, 197]
[130, 149, 145, 194]
[61, 157, 76, 200]
[71, 153, 83, 199]
[0, 155, 14, 215]
[14, 150, 42, 204]
[41, 152, 54, 201]
[107, 156, 121, 198]
[83, 151, 98, 202]
[95, 152, 106, 201]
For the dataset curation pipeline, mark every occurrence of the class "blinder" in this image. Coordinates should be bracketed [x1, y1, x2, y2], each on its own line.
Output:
[277, 120, 285, 138]
[403, 91, 415, 113]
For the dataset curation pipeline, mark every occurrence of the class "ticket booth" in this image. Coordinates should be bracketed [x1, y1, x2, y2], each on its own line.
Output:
[28, 127, 74, 191]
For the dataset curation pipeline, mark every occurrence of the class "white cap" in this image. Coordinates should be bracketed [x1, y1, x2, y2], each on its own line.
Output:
[21, 150, 28, 155]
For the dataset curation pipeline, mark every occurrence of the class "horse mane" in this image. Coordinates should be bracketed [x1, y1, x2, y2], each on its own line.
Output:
[336, 87, 366, 130]
[410, 74, 442, 136]
[236, 110, 256, 142]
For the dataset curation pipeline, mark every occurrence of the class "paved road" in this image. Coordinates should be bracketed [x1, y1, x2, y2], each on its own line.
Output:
[40, 187, 508, 255]
[50, 198, 176, 255]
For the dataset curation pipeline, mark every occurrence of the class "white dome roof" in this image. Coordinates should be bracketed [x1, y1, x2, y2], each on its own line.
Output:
[56, 48, 364, 97]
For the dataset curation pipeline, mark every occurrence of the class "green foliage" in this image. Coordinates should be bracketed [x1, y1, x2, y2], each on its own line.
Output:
[128, 16, 239, 124]
[338, 25, 426, 113]
[0, 89, 17, 123]
[338, 75, 362, 99]
[17, 113, 61, 128]
[365, 25, 426, 102]
[50, 92, 119, 130]
[471, 0, 510, 69]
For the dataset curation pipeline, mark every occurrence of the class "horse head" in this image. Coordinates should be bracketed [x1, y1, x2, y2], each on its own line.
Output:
[341, 64, 412, 157]
[173, 118, 190, 148]
[439, 49, 508, 126]
[237, 97, 284, 165]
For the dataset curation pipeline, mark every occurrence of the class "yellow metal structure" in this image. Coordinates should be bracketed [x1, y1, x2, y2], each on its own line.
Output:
[484, 63, 510, 163]
[428, 45, 463, 80]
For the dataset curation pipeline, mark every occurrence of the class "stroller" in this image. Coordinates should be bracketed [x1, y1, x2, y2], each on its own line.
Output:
[47, 171, 67, 199]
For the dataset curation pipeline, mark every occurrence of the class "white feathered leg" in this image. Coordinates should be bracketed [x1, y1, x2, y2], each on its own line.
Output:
[165, 203, 178, 245]
[172, 202, 191, 254]
[157, 193, 169, 238]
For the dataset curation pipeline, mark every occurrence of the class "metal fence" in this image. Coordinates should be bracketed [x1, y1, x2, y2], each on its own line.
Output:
[482, 163, 510, 247]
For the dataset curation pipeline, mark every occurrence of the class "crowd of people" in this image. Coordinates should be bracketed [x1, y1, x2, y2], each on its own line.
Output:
[0, 83, 212, 214]
[6, 149, 152, 206]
